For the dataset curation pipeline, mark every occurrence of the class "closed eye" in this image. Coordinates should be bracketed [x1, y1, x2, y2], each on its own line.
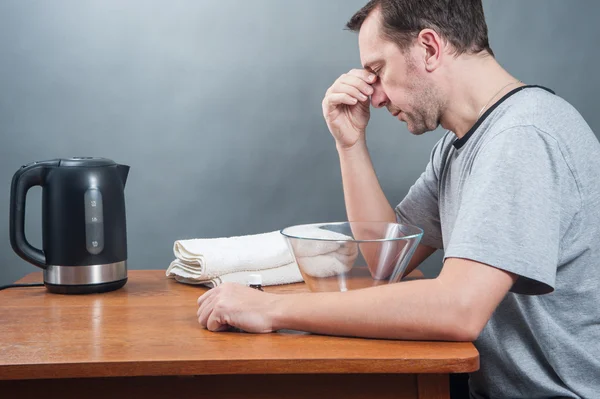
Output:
[369, 66, 383, 79]
[364, 64, 380, 76]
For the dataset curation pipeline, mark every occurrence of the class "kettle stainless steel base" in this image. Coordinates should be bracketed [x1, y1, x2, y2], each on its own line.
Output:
[43, 261, 128, 294]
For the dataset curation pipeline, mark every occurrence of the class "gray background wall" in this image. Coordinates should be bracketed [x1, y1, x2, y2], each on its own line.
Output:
[1, 0, 599, 286]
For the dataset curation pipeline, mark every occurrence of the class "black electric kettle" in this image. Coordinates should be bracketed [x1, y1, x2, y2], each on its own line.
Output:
[9, 157, 130, 294]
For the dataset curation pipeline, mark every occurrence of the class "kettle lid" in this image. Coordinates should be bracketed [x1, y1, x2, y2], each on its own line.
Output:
[58, 157, 116, 168]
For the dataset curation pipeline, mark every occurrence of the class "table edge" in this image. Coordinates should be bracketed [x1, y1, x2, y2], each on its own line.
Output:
[0, 356, 479, 380]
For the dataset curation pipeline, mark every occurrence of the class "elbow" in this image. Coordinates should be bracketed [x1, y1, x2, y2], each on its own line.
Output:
[446, 304, 487, 342]
[449, 321, 482, 342]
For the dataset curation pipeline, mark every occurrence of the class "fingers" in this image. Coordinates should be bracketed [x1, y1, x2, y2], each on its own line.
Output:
[337, 83, 370, 102]
[197, 286, 218, 307]
[197, 295, 216, 326]
[323, 69, 376, 114]
[347, 68, 378, 84]
[337, 72, 376, 97]
[197, 287, 219, 328]
[326, 93, 359, 109]
[198, 294, 231, 331]
[327, 73, 374, 100]
[206, 306, 230, 332]
[197, 284, 236, 331]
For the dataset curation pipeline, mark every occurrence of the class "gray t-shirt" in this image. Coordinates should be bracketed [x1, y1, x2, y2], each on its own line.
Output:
[396, 86, 600, 398]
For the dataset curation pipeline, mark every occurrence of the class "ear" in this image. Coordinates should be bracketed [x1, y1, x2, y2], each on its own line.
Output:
[417, 29, 443, 72]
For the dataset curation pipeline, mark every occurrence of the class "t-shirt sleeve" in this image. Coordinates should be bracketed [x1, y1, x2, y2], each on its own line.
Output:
[444, 127, 568, 295]
[395, 139, 444, 249]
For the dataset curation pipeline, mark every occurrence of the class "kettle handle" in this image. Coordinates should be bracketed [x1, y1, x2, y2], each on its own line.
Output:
[9, 160, 59, 269]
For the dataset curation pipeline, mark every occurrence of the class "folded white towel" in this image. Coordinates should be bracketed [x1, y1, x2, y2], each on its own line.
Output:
[166, 227, 355, 287]
[167, 259, 303, 288]
[172, 231, 293, 281]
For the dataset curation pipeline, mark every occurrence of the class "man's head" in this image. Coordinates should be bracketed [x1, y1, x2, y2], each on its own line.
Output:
[347, 0, 493, 135]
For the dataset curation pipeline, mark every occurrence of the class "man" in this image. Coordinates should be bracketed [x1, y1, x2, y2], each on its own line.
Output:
[197, 1, 600, 397]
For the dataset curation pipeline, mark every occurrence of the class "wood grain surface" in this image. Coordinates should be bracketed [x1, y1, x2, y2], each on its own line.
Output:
[0, 270, 479, 380]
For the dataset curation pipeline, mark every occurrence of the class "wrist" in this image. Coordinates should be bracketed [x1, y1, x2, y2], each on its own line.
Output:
[270, 293, 299, 331]
[336, 139, 368, 156]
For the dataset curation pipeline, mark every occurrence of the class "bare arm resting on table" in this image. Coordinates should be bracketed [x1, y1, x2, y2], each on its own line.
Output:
[196, 257, 517, 340]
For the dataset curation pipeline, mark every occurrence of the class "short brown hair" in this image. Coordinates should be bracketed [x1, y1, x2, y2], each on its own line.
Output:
[346, 0, 494, 57]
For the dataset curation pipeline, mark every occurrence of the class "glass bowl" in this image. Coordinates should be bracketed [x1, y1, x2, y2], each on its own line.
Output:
[280, 221, 423, 292]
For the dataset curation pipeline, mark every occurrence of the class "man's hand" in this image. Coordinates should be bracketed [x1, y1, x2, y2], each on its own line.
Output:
[196, 283, 280, 333]
[322, 69, 376, 150]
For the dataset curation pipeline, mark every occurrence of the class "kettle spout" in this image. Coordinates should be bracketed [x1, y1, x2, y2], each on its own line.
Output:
[117, 164, 130, 187]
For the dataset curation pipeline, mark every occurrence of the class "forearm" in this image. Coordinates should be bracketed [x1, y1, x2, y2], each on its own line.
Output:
[272, 278, 476, 341]
[402, 244, 437, 277]
[338, 142, 396, 223]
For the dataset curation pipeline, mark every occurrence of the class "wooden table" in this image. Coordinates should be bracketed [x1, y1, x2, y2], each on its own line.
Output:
[0, 270, 478, 398]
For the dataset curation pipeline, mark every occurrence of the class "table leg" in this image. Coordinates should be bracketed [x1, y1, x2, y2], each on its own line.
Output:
[418, 374, 450, 399]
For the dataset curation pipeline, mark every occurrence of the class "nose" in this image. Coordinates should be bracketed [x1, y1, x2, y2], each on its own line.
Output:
[370, 83, 389, 108]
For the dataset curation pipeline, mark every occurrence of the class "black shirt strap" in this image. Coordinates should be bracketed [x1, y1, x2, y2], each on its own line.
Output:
[453, 85, 555, 149]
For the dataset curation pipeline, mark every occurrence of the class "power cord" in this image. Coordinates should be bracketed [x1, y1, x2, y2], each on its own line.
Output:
[0, 283, 44, 291]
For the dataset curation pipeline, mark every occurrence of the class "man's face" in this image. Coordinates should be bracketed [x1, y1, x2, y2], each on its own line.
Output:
[358, 10, 442, 135]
